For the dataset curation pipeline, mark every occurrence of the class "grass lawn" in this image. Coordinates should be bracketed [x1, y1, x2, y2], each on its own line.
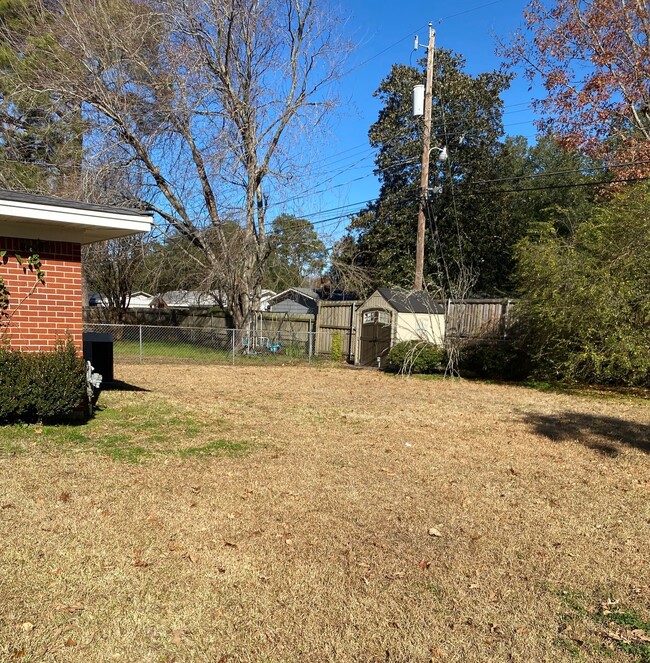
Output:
[1, 365, 649, 662]
[114, 339, 312, 365]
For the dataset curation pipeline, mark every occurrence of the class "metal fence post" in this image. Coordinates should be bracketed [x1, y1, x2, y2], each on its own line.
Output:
[231, 329, 236, 366]
[308, 331, 313, 364]
[139, 325, 143, 364]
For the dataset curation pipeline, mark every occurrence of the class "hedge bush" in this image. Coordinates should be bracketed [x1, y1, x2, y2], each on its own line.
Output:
[457, 340, 529, 381]
[0, 340, 90, 423]
[383, 341, 444, 374]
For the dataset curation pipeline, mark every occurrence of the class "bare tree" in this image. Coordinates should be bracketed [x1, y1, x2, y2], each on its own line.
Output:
[11, 0, 348, 328]
[83, 235, 150, 322]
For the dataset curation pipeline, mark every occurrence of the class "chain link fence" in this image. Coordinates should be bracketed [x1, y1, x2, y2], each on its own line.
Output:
[83, 323, 353, 365]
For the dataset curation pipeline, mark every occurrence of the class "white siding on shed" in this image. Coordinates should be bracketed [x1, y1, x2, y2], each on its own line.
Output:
[395, 312, 445, 345]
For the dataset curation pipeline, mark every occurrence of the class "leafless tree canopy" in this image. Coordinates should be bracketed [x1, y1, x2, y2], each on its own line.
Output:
[13, 0, 348, 328]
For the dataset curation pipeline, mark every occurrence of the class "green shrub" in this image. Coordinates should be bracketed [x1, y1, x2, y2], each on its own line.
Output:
[331, 332, 343, 362]
[458, 340, 529, 381]
[383, 341, 444, 374]
[514, 183, 650, 387]
[0, 340, 90, 424]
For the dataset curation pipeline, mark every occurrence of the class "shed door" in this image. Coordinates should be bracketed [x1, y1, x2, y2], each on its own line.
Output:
[359, 309, 392, 366]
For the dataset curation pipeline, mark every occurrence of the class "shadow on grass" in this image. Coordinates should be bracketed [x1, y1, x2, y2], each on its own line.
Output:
[524, 412, 650, 456]
[102, 380, 149, 392]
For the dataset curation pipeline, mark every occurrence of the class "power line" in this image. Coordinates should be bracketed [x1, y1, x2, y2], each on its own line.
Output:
[472, 174, 650, 195]
[303, 174, 650, 232]
[436, 0, 506, 23]
[474, 159, 650, 186]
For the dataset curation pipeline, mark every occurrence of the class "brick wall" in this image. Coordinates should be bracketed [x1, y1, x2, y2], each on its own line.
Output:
[0, 237, 82, 351]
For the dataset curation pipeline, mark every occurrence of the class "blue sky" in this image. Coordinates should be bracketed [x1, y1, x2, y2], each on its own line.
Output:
[272, 0, 539, 243]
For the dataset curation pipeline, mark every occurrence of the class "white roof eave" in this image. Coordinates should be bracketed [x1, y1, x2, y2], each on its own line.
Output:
[0, 198, 152, 245]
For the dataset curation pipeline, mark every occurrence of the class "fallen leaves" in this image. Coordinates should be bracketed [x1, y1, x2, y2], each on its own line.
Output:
[133, 549, 151, 568]
[428, 527, 443, 537]
[54, 603, 84, 614]
[182, 551, 197, 564]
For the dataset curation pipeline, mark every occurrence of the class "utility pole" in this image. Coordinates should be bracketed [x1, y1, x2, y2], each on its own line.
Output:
[414, 23, 435, 291]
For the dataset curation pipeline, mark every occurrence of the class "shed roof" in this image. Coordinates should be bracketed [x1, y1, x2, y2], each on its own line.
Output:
[376, 288, 445, 314]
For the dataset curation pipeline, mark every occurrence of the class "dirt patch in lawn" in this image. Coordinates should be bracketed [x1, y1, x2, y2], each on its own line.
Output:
[1, 364, 649, 662]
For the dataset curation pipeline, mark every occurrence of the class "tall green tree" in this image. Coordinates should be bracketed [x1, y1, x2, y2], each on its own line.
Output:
[498, 135, 603, 239]
[263, 214, 326, 292]
[0, 0, 81, 193]
[347, 50, 517, 295]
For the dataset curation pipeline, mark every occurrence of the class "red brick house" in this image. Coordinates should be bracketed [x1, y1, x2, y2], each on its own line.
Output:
[0, 190, 151, 351]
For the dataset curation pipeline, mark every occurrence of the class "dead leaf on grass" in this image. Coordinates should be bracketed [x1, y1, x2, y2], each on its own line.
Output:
[54, 603, 84, 614]
[182, 552, 197, 564]
[224, 541, 238, 548]
[64, 637, 77, 647]
[418, 559, 431, 570]
[171, 629, 184, 645]
[59, 492, 71, 503]
[20, 622, 34, 633]
[606, 630, 630, 643]
[133, 549, 151, 568]
[428, 527, 443, 537]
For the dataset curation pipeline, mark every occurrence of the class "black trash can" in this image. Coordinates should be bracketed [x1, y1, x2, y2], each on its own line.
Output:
[83, 332, 114, 384]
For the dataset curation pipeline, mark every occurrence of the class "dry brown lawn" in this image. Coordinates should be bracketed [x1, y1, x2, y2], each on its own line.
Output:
[1, 364, 649, 662]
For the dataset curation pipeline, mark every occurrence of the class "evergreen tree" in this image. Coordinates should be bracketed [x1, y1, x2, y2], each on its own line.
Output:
[348, 51, 515, 294]
[0, 0, 81, 193]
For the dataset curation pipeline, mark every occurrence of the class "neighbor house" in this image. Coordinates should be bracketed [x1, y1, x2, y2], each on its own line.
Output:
[355, 288, 445, 367]
[0, 189, 151, 351]
[89, 290, 154, 309]
[265, 287, 320, 315]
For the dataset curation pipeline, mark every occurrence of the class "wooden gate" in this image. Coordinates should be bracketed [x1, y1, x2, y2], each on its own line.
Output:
[315, 300, 359, 359]
[359, 309, 392, 366]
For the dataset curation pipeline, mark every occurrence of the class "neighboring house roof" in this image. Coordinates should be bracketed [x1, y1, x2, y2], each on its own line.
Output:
[128, 291, 155, 308]
[376, 288, 445, 314]
[161, 290, 221, 308]
[88, 291, 154, 308]
[265, 287, 319, 306]
[265, 287, 319, 315]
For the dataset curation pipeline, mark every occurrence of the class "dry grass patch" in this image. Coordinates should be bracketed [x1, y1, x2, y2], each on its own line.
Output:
[1, 364, 649, 662]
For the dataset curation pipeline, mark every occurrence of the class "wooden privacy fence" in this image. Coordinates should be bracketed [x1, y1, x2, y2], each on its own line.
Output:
[445, 299, 514, 339]
[315, 300, 359, 359]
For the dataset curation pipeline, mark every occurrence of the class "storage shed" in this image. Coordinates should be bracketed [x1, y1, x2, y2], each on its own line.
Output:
[355, 288, 445, 367]
[0, 189, 151, 351]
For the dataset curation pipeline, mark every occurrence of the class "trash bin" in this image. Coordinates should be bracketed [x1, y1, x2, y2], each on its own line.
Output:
[83, 332, 114, 384]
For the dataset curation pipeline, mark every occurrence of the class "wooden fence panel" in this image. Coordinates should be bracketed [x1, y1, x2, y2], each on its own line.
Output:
[445, 300, 513, 339]
[315, 301, 359, 358]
